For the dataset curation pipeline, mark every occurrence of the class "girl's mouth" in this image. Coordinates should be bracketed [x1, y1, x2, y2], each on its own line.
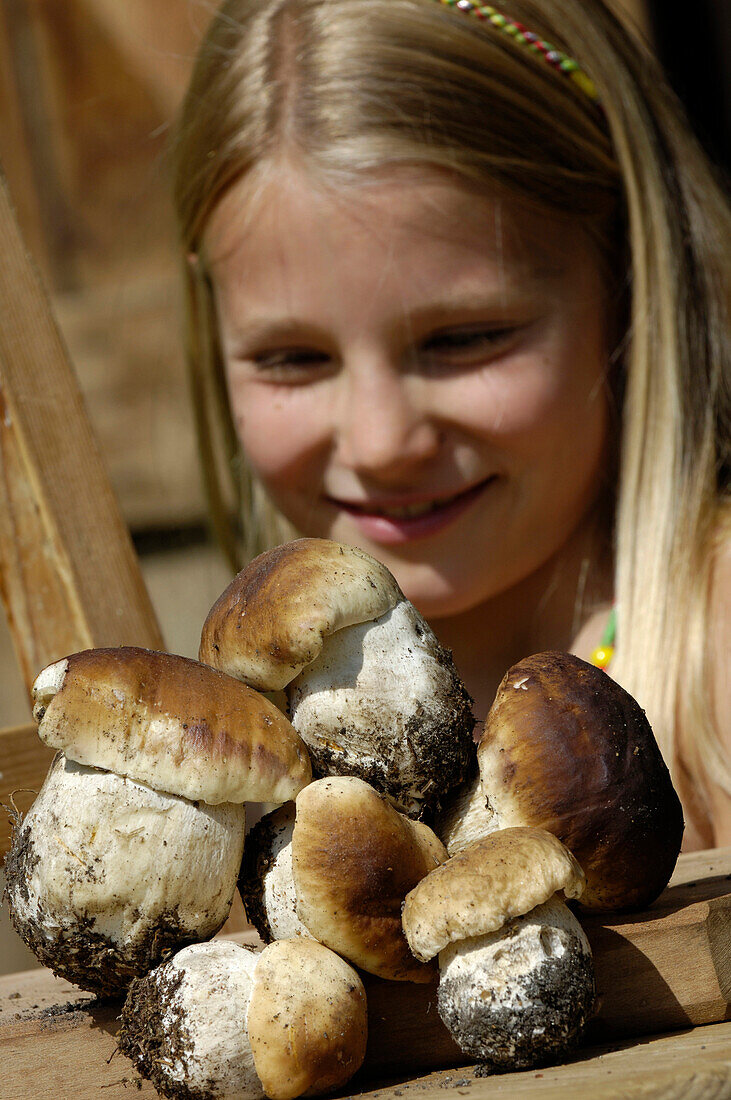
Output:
[328, 477, 496, 544]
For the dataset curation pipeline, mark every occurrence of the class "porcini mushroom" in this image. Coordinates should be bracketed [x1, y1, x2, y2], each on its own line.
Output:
[118, 938, 368, 1100]
[239, 802, 313, 943]
[199, 539, 475, 817]
[240, 776, 448, 981]
[5, 647, 311, 993]
[402, 827, 594, 1070]
[436, 651, 684, 911]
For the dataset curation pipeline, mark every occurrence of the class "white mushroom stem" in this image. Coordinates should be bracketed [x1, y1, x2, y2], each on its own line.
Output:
[289, 600, 474, 817]
[437, 895, 595, 1068]
[434, 771, 496, 855]
[120, 941, 262, 1099]
[5, 754, 246, 994]
[239, 804, 313, 942]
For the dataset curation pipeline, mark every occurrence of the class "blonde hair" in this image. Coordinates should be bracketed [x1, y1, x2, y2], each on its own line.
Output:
[172, 0, 731, 803]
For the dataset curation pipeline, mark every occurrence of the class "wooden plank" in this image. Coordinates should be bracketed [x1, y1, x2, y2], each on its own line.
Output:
[357, 1022, 731, 1099]
[0, 3, 52, 281]
[0, 1, 210, 529]
[0, 170, 164, 695]
[0, 987, 729, 1100]
[1, 850, 729, 1097]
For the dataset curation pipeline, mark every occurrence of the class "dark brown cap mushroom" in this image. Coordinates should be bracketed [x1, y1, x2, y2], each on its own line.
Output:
[475, 652, 684, 911]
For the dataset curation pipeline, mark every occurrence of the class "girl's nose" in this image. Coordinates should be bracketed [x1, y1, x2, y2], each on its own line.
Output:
[332, 359, 441, 477]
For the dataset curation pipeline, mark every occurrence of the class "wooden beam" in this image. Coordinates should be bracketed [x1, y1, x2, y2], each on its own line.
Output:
[0, 170, 164, 699]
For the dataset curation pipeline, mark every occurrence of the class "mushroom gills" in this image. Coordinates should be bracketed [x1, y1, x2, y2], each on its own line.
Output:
[438, 895, 595, 1068]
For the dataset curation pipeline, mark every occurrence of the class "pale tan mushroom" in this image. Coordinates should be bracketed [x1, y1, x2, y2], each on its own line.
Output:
[200, 539, 475, 818]
[402, 827, 595, 1069]
[118, 938, 368, 1100]
[5, 647, 311, 994]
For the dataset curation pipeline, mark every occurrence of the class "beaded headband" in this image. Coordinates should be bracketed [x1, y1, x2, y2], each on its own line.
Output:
[432, 0, 601, 106]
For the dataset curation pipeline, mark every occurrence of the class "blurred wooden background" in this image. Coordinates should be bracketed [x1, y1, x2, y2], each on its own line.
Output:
[0, 0, 725, 972]
[0, 0, 231, 737]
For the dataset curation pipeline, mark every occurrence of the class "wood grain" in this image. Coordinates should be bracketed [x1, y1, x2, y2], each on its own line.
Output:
[0, 170, 164, 695]
[0, 850, 729, 1099]
[356, 1021, 731, 1100]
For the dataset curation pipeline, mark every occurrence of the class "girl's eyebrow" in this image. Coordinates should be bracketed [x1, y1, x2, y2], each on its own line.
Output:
[218, 259, 570, 352]
[222, 291, 545, 356]
[222, 318, 332, 350]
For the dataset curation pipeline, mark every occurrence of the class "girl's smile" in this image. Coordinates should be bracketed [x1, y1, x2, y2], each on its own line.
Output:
[324, 476, 498, 544]
[205, 165, 612, 620]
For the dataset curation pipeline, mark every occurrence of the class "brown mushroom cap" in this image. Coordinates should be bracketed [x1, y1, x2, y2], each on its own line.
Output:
[32, 647, 311, 805]
[199, 538, 402, 691]
[402, 827, 585, 963]
[292, 776, 447, 981]
[247, 939, 368, 1100]
[477, 651, 684, 911]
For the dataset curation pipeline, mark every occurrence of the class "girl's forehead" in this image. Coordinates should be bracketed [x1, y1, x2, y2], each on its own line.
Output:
[202, 162, 577, 285]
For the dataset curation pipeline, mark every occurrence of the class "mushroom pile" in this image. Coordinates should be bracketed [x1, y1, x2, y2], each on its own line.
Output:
[3, 537, 684, 1096]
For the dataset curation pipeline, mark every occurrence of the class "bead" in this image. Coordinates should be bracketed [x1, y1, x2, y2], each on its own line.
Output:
[431, 0, 602, 106]
[572, 70, 600, 100]
[591, 645, 614, 670]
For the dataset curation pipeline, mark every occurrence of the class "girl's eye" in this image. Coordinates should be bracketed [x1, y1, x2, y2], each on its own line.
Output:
[251, 347, 331, 380]
[420, 325, 520, 368]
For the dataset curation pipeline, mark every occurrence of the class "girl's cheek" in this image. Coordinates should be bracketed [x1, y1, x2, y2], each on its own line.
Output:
[229, 382, 328, 483]
[439, 335, 607, 444]
[433, 362, 565, 440]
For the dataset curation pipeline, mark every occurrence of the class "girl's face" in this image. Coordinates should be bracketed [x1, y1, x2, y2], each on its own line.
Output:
[205, 167, 612, 618]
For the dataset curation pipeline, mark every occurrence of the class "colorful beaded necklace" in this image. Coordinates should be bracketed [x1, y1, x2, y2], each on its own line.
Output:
[590, 606, 616, 671]
[431, 0, 601, 106]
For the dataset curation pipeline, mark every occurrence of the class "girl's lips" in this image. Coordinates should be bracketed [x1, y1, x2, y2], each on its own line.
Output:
[328, 478, 496, 545]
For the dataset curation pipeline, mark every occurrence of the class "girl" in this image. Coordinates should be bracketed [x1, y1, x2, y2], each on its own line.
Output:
[172, 0, 730, 848]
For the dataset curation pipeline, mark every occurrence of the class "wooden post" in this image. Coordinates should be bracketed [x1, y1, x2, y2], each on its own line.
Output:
[0, 170, 165, 848]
